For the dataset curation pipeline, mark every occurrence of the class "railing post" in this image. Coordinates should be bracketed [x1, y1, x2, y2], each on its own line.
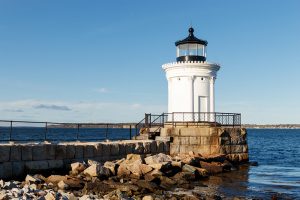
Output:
[10, 121, 12, 141]
[77, 124, 80, 140]
[45, 122, 48, 141]
[106, 124, 109, 140]
[129, 125, 132, 139]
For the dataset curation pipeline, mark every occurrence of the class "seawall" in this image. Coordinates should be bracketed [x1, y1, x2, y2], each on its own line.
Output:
[0, 140, 169, 180]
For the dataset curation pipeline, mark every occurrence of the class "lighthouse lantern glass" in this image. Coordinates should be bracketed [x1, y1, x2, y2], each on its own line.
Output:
[177, 44, 206, 57]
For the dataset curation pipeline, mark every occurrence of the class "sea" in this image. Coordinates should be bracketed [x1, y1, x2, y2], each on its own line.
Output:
[0, 127, 299, 199]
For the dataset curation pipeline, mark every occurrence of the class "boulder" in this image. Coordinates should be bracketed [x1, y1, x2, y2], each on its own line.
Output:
[172, 171, 196, 182]
[58, 180, 69, 190]
[200, 161, 223, 174]
[83, 164, 101, 177]
[203, 154, 226, 163]
[126, 154, 144, 164]
[104, 161, 118, 175]
[144, 169, 163, 182]
[142, 195, 154, 200]
[117, 164, 131, 178]
[135, 180, 158, 192]
[139, 164, 153, 175]
[44, 192, 56, 200]
[0, 191, 8, 200]
[3, 181, 18, 189]
[144, 153, 172, 165]
[71, 162, 86, 175]
[87, 159, 100, 166]
[46, 175, 67, 184]
[182, 164, 197, 174]
[98, 166, 111, 179]
[25, 175, 42, 184]
[195, 167, 209, 178]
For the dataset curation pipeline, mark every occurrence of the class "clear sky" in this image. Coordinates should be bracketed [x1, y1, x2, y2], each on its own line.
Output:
[0, 0, 299, 124]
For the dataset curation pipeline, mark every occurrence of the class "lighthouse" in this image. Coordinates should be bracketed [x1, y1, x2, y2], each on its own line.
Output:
[162, 27, 220, 121]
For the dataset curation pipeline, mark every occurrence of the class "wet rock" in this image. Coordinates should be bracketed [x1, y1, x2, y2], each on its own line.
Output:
[144, 153, 172, 165]
[71, 162, 86, 175]
[203, 154, 227, 163]
[195, 167, 209, 178]
[172, 172, 196, 182]
[200, 161, 223, 174]
[159, 176, 176, 190]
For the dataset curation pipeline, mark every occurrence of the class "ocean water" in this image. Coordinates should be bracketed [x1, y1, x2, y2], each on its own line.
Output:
[203, 129, 300, 199]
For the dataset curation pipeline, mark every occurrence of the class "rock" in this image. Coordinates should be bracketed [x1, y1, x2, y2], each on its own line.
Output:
[128, 160, 143, 177]
[87, 159, 100, 166]
[117, 164, 131, 178]
[145, 153, 172, 165]
[203, 154, 227, 163]
[125, 154, 144, 164]
[25, 175, 41, 184]
[3, 181, 18, 189]
[172, 171, 197, 182]
[135, 180, 158, 192]
[29, 183, 37, 190]
[98, 166, 111, 179]
[140, 164, 153, 175]
[46, 175, 67, 184]
[0, 191, 8, 200]
[182, 164, 197, 174]
[83, 164, 101, 177]
[71, 162, 86, 175]
[200, 161, 223, 174]
[0, 180, 4, 188]
[143, 195, 154, 200]
[58, 180, 69, 190]
[44, 192, 56, 200]
[144, 169, 163, 182]
[104, 161, 118, 175]
[195, 167, 209, 178]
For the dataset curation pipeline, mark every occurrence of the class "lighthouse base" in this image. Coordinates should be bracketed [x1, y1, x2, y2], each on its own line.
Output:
[160, 124, 248, 163]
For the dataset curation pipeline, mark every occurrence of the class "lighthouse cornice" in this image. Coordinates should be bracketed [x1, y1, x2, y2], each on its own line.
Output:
[162, 61, 220, 77]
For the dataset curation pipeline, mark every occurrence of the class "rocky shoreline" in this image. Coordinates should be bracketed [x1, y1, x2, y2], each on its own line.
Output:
[0, 152, 250, 200]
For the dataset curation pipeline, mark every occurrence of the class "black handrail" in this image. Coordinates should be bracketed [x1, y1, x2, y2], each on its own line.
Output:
[0, 120, 136, 142]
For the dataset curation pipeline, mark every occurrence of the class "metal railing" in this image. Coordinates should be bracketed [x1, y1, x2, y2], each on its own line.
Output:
[134, 112, 241, 135]
[0, 120, 136, 142]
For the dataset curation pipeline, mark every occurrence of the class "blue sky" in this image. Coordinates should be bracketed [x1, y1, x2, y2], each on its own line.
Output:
[0, 0, 299, 124]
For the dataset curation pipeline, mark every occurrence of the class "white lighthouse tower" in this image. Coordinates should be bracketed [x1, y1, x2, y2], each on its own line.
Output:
[162, 27, 220, 121]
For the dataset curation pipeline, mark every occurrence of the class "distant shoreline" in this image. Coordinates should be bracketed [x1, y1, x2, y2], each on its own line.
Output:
[243, 124, 300, 129]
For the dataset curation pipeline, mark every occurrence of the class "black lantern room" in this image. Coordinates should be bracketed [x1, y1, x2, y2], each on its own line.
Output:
[175, 27, 207, 62]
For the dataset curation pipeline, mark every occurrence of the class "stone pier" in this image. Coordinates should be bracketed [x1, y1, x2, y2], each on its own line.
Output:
[160, 124, 248, 163]
[0, 140, 169, 180]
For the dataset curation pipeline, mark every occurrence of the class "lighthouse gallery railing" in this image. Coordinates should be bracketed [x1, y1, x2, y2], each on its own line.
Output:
[135, 112, 241, 134]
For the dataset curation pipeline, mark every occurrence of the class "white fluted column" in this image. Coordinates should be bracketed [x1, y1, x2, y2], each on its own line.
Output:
[209, 77, 215, 113]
